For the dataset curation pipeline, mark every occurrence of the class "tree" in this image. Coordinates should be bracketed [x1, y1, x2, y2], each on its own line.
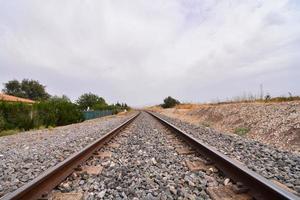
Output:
[161, 96, 180, 108]
[50, 95, 71, 102]
[2, 79, 50, 100]
[21, 79, 50, 100]
[2, 80, 23, 97]
[76, 93, 107, 110]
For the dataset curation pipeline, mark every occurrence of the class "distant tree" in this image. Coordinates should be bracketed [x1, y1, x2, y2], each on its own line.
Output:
[50, 95, 71, 102]
[161, 96, 180, 108]
[76, 93, 107, 110]
[2, 79, 50, 100]
[265, 94, 271, 101]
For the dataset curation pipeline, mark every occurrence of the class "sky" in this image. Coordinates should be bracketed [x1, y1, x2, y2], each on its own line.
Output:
[0, 0, 300, 106]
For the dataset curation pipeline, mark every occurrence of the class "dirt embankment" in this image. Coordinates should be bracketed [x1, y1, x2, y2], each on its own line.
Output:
[153, 101, 300, 153]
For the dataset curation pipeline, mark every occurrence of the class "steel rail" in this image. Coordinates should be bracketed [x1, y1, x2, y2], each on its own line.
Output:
[1, 112, 140, 200]
[148, 111, 299, 200]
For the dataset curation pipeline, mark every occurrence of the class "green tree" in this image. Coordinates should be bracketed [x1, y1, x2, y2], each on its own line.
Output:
[2, 80, 23, 97]
[2, 79, 50, 100]
[76, 93, 107, 110]
[50, 95, 71, 102]
[161, 96, 180, 108]
[20, 79, 50, 100]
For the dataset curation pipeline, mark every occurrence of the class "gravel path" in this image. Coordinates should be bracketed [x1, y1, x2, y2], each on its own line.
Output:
[54, 112, 230, 199]
[154, 112, 300, 195]
[0, 112, 136, 197]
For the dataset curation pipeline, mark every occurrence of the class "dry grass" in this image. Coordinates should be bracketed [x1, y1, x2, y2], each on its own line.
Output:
[146, 106, 162, 111]
[174, 103, 200, 109]
[117, 111, 129, 115]
[205, 96, 300, 106]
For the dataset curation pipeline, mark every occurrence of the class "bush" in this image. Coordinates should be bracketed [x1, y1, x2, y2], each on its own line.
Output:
[85, 101, 130, 117]
[0, 114, 5, 132]
[161, 96, 180, 108]
[0, 97, 84, 133]
[0, 102, 34, 130]
[35, 97, 84, 127]
[0, 93, 129, 133]
[234, 127, 250, 136]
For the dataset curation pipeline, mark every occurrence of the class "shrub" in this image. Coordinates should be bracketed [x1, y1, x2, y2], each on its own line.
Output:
[0, 114, 5, 132]
[35, 97, 84, 127]
[161, 96, 180, 108]
[0, 102, 34, 130]
[89, 102, 130, 116]
[201, 122, 211, 127]
[234, 127, 250, 136]
[0, 96, 84, 132]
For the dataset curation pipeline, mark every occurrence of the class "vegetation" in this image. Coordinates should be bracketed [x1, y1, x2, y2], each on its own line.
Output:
[35, 96, 84, 127]
[0, 113, 5, 132]
[0, 79, 130, 136]
[263, 95, 300, 103]
[76, 93, 107, 110]
[0, 102, 34, 130]
[0, 84, 131, 137]
[0, 129, 19, 137]
[161, 96, 180, 108]
[76, 93, 130, 113]
[2, 79, 50, 100]
[200, 122, 211, 127]
[0, 96, 84, 133]
[234, 127, 250, 136]
[209, 93, 300, 105]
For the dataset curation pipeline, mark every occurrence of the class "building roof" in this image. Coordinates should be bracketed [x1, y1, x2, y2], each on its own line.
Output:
[0, 93, 35, 104]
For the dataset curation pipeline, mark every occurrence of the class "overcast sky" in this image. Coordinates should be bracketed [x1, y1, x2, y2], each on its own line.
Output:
[1, 0, 300, 106]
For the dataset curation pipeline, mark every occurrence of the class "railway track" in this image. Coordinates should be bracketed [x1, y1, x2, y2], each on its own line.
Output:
[148, 112, 299, 200]
[0, 111, 299, 200]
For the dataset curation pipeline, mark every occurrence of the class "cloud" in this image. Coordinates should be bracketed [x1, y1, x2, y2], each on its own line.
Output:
[0, 0, 299, 106]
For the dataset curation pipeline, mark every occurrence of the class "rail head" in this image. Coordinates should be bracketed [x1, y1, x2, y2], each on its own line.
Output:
[1, 112, 140, 200]
[147, 111, 299, 200]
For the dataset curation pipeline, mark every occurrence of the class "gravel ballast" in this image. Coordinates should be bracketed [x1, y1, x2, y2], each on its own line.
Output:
[55, 112, 228, 199]
[0, 112, 136, 197]
[156, 102, 300, 153]
[154, 112, 300, 195]
[1, 111, 299, 198]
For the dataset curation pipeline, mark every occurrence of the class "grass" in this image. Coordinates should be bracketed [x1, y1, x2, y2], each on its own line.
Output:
[0, 129, 20, 137]
[234, 127, 250, 136]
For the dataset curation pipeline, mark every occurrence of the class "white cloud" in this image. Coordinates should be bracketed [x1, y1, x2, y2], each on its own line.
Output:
[0, 0, 299, 106]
